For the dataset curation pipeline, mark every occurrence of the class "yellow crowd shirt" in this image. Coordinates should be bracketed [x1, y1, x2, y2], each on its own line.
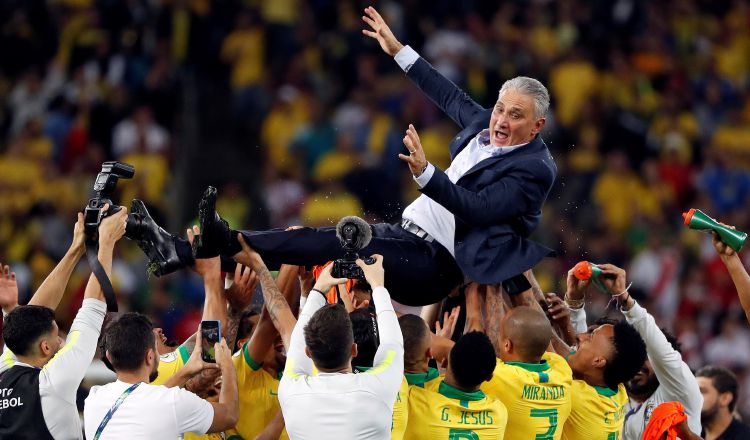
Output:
[151, 345, 190, 385]
[562, 381, 628, 440]
[481, 352, 573, 440]
[404, 381, 508, 439]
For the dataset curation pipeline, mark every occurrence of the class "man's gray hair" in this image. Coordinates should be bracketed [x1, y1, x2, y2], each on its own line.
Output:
[499, 76, 550, 119]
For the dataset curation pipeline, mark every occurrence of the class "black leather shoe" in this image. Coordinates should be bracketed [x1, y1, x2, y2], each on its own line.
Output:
[129, 200, 193, 276]
[193, 186, 241, 259]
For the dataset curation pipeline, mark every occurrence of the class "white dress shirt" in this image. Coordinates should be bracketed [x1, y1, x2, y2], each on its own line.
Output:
[396, 45, 527, 255]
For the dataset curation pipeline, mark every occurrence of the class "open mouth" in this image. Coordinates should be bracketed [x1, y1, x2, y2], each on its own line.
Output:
[493, 129, 508, 143]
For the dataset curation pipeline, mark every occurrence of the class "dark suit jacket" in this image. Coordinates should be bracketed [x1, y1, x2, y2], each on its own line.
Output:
[406, 56, 557, 283]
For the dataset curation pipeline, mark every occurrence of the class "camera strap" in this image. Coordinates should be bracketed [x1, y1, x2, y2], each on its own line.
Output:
[85, 238, 119, 312]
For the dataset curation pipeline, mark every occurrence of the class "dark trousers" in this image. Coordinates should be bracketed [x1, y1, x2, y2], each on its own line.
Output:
[238, 223, 464, 306]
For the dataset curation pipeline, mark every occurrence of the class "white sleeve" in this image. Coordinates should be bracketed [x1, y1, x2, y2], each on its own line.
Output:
[622, 301, 703, 421]
[394, 45, 420, 72]
[41, 299, 107, 400]
[283, 290, 327, 380]
[172, 387, 215, 435]
[413, 163, 436, 189]
[362, 287, 404, 405]
[569, 307, 588, 334]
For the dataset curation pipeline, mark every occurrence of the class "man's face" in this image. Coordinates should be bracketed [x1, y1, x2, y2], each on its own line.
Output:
[567, 324, 615, 375]
[41, 322, 64, 360]
[626, 360, 659, 397]
[698, 376, 719, 422]
[264, 335, 287, 372]
[489, 89, 544, 147]
[148, 341, 160, 383]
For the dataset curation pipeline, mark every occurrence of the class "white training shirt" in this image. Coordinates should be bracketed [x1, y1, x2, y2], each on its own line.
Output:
[621, 301, 703, 439]
[0, 298, 107, 440]
[84, 380, 214, 439]
[279, 287, 404, 440]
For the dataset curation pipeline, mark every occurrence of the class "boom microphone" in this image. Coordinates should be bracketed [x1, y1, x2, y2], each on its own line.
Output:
[336, 216, 372, 250]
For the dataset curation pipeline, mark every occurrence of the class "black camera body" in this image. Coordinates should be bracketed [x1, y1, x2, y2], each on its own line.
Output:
[84, 161, 140, 239]
[331, 216, 375, 281]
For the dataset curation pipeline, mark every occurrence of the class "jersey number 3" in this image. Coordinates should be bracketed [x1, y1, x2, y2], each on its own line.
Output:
[448, 428, 479, 440]
[530, 408, 558, 440]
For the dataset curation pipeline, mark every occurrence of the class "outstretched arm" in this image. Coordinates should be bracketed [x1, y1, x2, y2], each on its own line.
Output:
[28, 213, 86, 309]
[712, 228, 750, 324]
[362, 6, 483, 129]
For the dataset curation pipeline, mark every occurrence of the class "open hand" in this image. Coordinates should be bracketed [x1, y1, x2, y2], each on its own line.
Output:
[361, 6, 404, 56]
[341, 283, 370, 312]
[436, 306, 460, 339]
[235, 233, 264, 271]
[226, 264, 257, 311]
[399, 124, 428, 177]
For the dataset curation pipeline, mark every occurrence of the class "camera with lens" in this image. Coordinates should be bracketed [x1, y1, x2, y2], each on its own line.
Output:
[331, 216, 375, 280]
[84, 161, 143, 239]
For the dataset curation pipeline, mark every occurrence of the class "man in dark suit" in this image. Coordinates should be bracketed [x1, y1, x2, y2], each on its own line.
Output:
[133, 6, 556, 307]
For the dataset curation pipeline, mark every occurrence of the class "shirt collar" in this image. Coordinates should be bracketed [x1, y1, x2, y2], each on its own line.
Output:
[477, 129, 528, 155]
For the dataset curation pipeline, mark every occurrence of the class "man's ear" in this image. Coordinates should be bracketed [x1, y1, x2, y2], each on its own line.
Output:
[304, 346, 312, 360]
[531, 118, 546, 136]
[105, 350, 113, 366]
[39, 339, 51, 357]
[504, 338, 513, 354]
[351, 343, 358, 358]
[425, 347, 432, 360]
[719, 391, 734, 409]
[593, 355, 607, 370]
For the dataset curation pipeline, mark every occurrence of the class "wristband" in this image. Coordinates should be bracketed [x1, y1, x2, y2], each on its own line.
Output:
[502, 274, 532, 297]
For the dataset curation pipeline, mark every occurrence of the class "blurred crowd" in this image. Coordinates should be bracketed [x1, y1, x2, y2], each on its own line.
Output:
[2, 0, 750, 417]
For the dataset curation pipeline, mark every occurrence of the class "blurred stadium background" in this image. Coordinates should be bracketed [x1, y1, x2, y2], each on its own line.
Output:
[2, 0, 750, 416]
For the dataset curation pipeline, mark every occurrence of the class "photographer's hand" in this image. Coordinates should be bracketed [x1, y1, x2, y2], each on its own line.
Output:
[69, 212, 86, 257]
[356, 254, 385, 289]
[98, 204, 128, 249]
[312, 264, 349, 294]
[165, 327, 219, 388]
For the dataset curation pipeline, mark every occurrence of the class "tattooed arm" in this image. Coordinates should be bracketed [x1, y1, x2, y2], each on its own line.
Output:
[234, 235, 297, 349]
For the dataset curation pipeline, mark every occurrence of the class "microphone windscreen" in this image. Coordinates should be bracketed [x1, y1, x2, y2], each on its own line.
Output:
[335, 216, 372, 249]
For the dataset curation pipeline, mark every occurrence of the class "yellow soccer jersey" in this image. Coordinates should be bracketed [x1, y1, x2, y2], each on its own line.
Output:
[481, 352, 573, 440]
[232, 343, 289, 440]
[390, 368, 442, 439]
[404, 381, 508, 440]
[150, 345, 190, 385]
[562, 381, 628, 440]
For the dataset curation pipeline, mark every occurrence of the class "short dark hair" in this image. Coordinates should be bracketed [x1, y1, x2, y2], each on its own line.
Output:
[350, 309, 379, 368]
[3, 305, 56, 356]
[603, 321, 647, 390]
[304, 304, 353, 370]
[399, 314, 430, 366]
[104, 313, 155, 372]
[697, 365, 739, 411]
[450, 331, 496, 390]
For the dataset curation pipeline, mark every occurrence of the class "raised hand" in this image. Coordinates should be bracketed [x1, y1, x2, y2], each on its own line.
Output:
[234, 234, 264, 271]
[544, 292, 570, 322]
[341, 284, 370, 313]
[312, 264, 349, 294]
[361, 6, 404, 56]
[399, 124, 428, 177]
[71, 212, 86, 254]
[712, 223, 737, 257]
[226, 264, 257, 311]
[436, 306, 460, 339]
[98, 204, 127, 247]
[182, 327, 220, 377]
[356, 254, 385, 289]
[0, 263, 18, 313]
[188, 226, 221, 280]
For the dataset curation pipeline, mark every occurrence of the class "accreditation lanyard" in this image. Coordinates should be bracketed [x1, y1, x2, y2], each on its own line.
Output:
[94, 382, 141, 440]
